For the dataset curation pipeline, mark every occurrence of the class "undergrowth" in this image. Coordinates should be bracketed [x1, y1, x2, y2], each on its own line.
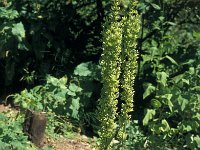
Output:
[0, 62, 100, 149]
[0, 112, 37, 150]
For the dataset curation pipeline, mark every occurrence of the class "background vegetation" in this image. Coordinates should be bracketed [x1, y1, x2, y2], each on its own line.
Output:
[0, 0, 200, 149]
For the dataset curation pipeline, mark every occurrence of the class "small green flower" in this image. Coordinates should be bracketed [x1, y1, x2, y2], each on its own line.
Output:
[98, 0, 140, 149]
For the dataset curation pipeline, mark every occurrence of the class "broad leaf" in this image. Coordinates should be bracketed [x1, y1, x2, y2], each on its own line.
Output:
[194, 135, 200, 148]
[156, 72, 168, 86]
[177, 95, 188, 111]
[143, 83, 156, 99]
[69, 97, 80, 119]
[69, 83, 82, 93]
[191, 86, 200, 92]
[161, 94, 173, 111]
[143, 109, 156, 126]
[74, 62, 92, 76]
[12, 22, 25, 41]
[0, 7, 19, 19]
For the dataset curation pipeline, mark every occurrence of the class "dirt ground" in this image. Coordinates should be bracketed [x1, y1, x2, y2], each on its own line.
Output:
[0, 104, 96, 150]
[0, 104, 11, 113]
[44, 136, 92, 150]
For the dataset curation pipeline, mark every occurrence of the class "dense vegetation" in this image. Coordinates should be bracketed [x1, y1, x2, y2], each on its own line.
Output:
[0, 0, 200, 149]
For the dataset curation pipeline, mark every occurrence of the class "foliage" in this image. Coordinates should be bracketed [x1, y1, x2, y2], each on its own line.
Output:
[0, 112, 36, 150]
[72, 61, 101, 133]
[142, 66, 200, 149]
[13, 74, 81, 138]
[0, 0, 106, 90]
[98, 0, 140, 149]
[0, 0, 200, 149]
[117, 121, 146, 150]
[46, 114, 74, 139]
[136, 0, 200, 149]
[14, 75, 73, 115]
[13, 61, 101, 137]
[0, 1, 26, 86]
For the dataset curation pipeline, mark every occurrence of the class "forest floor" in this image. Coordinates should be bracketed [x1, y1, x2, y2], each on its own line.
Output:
[0, 104, 96, 150]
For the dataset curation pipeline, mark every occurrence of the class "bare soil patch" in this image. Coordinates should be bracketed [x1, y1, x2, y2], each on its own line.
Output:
[0, 104, 9, 112]
[44, 136, 92, 150]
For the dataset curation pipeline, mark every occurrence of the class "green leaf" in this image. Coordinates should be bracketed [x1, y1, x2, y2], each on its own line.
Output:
[69, 83, 82, 92]
[177, 95, 188, 111]
[0, 7, 19, 19]
[59, 76, 68, 85]
[74, 62, 92, 76]
[22, 102, 28, 109]
[143, 83, 156, 99]
[193, 31, 200, 39]
[12, 22, 25, 41]
[159, 16, 165, 21]
[167, 100, 173, 112]
[0, 113, 7, 120]
[0, 141, 7, 150]
[165, 55, 178, 66]
[184, 125, 192, 132]
[11, 141, 25, 150]
[188, 67, 195, 74]
[160, 119, 170, 132]
[166, 21, 176, 26]
[161, 94, 173, 111]
[156, 72, 168, 86]
[194, 135, 200, 148]
[191, 86, 200, 92]
[69, 97, 80, 119]
[151, 99, 161, 109]
[182, 79, 189, 85]
[151, 3, 161, 10]
[172, 74, 184, 83]
[143, 109, 156, 126]
[46, 75, 59, 86]
[32, 86, 42, 93]
[66, 89, 76, 96]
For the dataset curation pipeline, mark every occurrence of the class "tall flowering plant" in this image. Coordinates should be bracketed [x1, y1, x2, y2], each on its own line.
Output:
[98, 0, 140, 149]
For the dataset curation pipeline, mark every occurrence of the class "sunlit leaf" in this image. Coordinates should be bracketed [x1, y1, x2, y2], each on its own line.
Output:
[165, 55, 178, 66]
[156, 72, 168, 86]
[161, 94, 173, 111]
[191, 86, 200, 92]
[194, 135, 200, 148]
[74, 62, 92, 76]
[70, 97, 80, 119]
[151, 3, 161, 10]
[143, 109, 156, 126]
[177, 95, 188, 111]
[69, 83, 82, 92]
[0, 7, 19, 19]
[182, 79, 189, 85]
[160, 119, 170, 132]
[143, 83, 156, 99]
[12, 22, 25, 41]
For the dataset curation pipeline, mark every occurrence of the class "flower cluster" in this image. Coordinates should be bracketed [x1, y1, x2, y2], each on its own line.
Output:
[98, 0, 140, 149]
[118, 1, 141, 148]
[98, 0, 123, 149]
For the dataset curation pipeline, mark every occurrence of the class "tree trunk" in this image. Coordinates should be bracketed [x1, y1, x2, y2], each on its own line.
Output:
[23, 109, 47, 148]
